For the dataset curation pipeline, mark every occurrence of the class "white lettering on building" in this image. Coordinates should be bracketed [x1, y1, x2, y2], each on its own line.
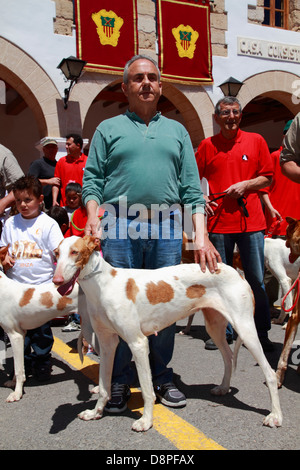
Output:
[238, 37, 300, 64]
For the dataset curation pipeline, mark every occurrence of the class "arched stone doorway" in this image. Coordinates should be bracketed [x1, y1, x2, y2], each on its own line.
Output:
[0, 38, 62, 171]
[238, 71, 300, 150]
[78, 74, 208, 149]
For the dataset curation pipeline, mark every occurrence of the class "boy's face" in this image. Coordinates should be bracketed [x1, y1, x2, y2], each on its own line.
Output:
[65, 190, 81, 209]
[14, 190, 44, 219]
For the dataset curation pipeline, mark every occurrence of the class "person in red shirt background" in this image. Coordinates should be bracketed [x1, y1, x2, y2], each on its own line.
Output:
[52, 133, 87, 207]
[261, 120, 300, 238]
[196, 96, 274, 352]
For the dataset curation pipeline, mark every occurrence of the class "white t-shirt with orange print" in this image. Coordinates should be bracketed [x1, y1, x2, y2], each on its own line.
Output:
[0, 211, 63, 285]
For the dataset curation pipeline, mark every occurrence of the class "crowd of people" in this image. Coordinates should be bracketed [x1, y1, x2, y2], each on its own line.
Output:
[0, 54, 299, 413]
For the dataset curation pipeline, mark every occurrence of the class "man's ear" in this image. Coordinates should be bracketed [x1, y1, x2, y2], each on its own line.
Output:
[121, 82, 128, 98]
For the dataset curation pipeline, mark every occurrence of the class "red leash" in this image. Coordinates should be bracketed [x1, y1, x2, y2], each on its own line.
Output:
[264, 218, 282, 239]
[281, 272, 300, 313]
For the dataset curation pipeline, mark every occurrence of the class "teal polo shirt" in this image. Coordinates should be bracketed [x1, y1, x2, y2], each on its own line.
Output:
[82, 110, 205, 214]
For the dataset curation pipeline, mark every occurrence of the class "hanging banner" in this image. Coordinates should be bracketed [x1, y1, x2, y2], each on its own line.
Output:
[157, 0, 213, 85]
[75, 0, 138, 75]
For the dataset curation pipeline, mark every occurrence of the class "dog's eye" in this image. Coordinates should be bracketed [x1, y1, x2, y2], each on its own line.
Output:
[71, 250, 79, 256]
[54, 250, 59, 259]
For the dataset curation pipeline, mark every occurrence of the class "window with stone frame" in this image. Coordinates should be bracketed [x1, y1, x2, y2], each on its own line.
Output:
[262, 0, 289, 29]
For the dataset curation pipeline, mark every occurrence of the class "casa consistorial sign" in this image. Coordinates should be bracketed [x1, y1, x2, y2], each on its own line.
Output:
[238, 37, 300, 64]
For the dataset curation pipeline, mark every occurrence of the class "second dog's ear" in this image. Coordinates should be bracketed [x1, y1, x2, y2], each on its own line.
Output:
[83, 235, 101, 252]
[286, 216, 297, 226]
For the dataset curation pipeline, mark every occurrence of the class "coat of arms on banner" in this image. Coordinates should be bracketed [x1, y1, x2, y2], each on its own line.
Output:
[92, 9, 124, 47]
[172, 25, 199, 59]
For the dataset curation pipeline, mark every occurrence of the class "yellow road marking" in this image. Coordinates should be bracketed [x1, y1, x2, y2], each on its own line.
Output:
[52, 336, 225, 450]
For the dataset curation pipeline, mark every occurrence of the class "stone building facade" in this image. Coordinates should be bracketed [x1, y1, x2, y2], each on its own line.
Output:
[0, 0, 299, 171]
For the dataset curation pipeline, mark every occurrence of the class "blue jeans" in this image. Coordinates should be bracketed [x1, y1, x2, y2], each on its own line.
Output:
[24, 322, 53, 370]
[209, 231, 271, 337]
[101, 211, 182, 385]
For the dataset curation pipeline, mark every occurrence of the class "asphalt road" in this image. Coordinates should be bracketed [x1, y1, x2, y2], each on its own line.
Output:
[0, 311, 299, 452]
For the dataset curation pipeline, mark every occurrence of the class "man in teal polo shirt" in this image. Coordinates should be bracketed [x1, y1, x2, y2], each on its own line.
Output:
[82, 55, 220, 414]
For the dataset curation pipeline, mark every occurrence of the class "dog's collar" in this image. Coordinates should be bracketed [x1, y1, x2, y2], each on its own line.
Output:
[81, 269, 102, 280]
[80, 254, 102, 280]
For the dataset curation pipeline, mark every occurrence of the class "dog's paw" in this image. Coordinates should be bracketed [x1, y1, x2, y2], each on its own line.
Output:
[263, 412, 282, 428]
[132, 417, 153, 432]
[210, 385, 229, 396]
[78, 408, 102, 421]
[6, 391, 22, 402]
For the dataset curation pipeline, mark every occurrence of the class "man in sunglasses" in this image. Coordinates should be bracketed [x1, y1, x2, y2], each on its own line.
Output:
[196, 97, 274, 352]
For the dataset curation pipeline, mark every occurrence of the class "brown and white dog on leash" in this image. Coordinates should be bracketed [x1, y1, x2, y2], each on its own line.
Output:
[0, 246, 78, 402]
[53, 235, 282, 431]
[276, 217, 300, 387]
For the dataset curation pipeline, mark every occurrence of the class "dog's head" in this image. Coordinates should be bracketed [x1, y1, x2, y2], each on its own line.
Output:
[285, 217, 300, 263]
[53, 235, 100, 295]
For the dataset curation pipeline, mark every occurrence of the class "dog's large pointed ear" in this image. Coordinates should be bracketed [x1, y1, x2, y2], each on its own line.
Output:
[82, 235, 101, 252]
[286, 216, 297, 226]
[285, 217, 298, 247]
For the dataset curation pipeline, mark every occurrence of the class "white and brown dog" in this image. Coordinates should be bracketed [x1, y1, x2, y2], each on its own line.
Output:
[0, 245, 78, 402]
[53, 235, 282, 432]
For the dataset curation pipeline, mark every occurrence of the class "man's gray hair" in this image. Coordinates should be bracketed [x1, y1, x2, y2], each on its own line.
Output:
[123, 55, 161, 84]
[215, 97, 242, 115]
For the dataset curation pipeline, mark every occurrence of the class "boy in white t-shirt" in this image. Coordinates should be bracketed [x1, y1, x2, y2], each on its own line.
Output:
[0, 175, 63, 381]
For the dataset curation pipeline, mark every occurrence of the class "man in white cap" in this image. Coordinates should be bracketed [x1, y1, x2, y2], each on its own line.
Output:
[28, 138, 60, 210]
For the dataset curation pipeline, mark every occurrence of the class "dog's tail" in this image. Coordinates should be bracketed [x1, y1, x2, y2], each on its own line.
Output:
[232, 336, 242, 373]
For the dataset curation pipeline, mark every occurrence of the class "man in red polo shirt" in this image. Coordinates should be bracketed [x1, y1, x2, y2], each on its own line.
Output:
[261, 120, 300, 237]
[52, 133, 87, 207]
[196, 97, 274, 351]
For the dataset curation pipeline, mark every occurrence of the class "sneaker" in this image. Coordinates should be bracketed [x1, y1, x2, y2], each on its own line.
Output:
[104, 383, 131, 414]
[62, 321, 81, 332]
[154, 382, 186, 408]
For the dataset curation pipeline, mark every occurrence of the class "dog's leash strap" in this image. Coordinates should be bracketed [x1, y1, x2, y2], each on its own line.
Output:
[281, 273, 300, 313]
[237, 197, 249, 217]
[208, 191, 228, 203]
[264, 218, 282, 239]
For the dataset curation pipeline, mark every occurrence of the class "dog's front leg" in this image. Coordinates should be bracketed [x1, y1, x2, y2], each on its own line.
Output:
[129, 335, 155, 432]
[78, 331, 119, 421]
[4, 330, 26, 402]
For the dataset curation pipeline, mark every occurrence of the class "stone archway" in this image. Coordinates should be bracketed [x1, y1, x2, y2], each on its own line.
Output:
[238, 70, 300, 115]
[0, 37, 61, 138]
[237, 70, 300, 150]
[74, 72, 213, 149]
[162, 82, 214, 148]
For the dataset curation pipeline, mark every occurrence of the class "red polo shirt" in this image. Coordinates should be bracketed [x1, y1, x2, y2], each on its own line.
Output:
[262, 147, 300, 236]
[196, 129, 273, 233]
[54, 153, 87, 206]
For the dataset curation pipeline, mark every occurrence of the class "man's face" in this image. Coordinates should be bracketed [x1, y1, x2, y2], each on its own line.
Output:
[66, 138, 80, 157]
[214, 102, 242, 136]
[121, 59, 162, 110]
[43, 144, 57, 160]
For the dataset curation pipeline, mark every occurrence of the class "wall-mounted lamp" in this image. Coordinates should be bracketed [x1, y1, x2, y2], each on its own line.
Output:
[218, 77, 243, 97]
[57, 56, 87, 109]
